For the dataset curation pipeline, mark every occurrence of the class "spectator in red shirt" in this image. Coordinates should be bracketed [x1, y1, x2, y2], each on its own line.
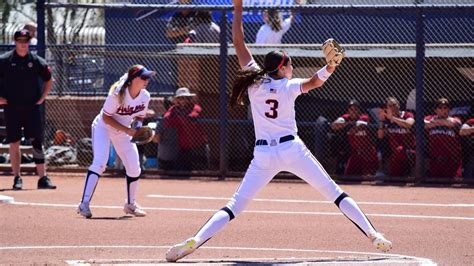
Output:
[163, 87, 208, 171]
[377, 97, 415, 177]
[424, 98, 462, 178]
[460, 117, 474, 179]
[331, 100, 377, 176]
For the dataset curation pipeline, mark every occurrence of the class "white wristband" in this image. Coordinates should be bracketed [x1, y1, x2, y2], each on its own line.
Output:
[316, 66, 332, 81]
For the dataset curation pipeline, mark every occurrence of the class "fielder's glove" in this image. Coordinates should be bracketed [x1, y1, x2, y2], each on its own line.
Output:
[322, 38, 345, 67]
[130, 126, 155, 145]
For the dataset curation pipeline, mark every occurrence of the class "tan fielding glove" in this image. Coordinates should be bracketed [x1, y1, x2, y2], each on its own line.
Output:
[130, 126, 155, 145]
[322, 38, 345, 67]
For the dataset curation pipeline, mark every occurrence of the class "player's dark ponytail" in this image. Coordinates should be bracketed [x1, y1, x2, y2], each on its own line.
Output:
[230, 68, 265, 107]
[230, 50, 289, 108]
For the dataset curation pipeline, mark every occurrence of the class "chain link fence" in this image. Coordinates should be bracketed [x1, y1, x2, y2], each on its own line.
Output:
[0, 1, 472, 181]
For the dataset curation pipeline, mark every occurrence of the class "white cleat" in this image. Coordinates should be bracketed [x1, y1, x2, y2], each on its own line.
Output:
[369, 231, 392, 252]
[124, 202, 147, 217]
[166, 237, 200, 262]
[77, 202, 92, 219]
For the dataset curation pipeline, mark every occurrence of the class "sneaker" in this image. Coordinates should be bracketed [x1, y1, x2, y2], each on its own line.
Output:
[12, 176, 22, 190]
[77, 202, 92, 218]
[37, 176, 57, 189]
[369, 231, 392, 252]
[123, 202, 147, 217]
[166, 237, 200, 262]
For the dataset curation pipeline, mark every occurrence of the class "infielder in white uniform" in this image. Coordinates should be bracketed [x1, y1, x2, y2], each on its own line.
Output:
[77, 64, 155, 219]
[166, 0, 392, 261]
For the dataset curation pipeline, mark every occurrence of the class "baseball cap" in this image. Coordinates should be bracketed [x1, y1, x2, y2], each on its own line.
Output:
[348, 99, 360, 108]
[436, 98, 450, 107]
[14, 29, 32, 41]
[175, 87, 196, 97]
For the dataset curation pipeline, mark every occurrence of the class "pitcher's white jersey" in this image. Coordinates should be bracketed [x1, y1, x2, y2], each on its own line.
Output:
[246, 61, 305, 140]
[96, 86, 150, 129]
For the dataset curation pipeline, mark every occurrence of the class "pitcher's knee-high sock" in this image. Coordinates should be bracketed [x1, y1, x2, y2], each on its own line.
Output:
[195, 207, 235, 243]
[81, 170, 100, 203]
[126, 175, 140, 204]
[335, 192, 376, 236]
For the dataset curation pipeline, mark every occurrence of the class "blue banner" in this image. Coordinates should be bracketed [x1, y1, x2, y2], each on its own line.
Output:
[133, 0, 299, 23]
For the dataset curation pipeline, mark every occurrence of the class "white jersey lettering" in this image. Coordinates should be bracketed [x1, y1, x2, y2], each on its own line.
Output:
[98, 86, 150, 129]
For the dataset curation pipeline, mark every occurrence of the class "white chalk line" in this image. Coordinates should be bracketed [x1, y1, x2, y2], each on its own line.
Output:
[0, 245, 436, 265]
[11, 201, 474, 221]
[147, 194, 474, 208]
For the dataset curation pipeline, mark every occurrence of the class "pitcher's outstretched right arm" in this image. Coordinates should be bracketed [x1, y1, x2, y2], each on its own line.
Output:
[232, 0, 253, 68]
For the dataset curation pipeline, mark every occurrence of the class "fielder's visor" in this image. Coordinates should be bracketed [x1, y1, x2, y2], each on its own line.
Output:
[137, 67, 156, 78]
[130, 66, 156, 80]
[139, 67, 156, 78]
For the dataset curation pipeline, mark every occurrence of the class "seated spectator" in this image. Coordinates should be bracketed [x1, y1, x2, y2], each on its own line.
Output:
[377, 97, 415, 177]
[460, 117, 474, 179]
[331, 100, 377, 176]
[255, 9, 295, 44]
[186, 11, 220, 43]
[424, 98, 462, 178]
[163, 87, 208, 171]
[165, 0, 198, 43]
[154, 96, 179, 171]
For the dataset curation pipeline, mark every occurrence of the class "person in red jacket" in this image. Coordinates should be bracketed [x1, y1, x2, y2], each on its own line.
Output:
[331, 100, 377, 176]
[460, 117, 474, 179]
[377, 97, 415, 177]
[424, 98, 462, 178]
[163, 87, 208, 171]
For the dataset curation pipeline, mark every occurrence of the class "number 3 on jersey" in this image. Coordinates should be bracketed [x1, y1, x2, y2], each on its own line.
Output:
[265, 99, 279, 119]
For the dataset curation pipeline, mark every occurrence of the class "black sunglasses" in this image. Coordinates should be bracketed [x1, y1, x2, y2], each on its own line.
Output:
[140, 76, 150, 81]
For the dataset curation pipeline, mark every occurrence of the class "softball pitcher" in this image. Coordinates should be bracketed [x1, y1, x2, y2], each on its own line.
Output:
[165, 0, 392, 261]
[77, 64, 155, 219]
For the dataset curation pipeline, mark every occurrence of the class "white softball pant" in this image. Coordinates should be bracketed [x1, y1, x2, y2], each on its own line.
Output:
[193, 136, 378, 243]
[88, 122, 141, 177]
[226, 136, 343, 216]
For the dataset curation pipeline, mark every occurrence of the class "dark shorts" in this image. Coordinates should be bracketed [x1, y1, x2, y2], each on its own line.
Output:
[4, 105, 43, 143]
